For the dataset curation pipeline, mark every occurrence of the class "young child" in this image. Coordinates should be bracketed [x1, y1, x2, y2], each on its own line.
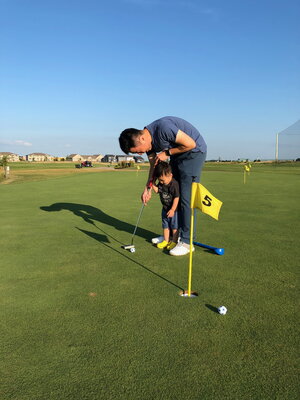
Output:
[152, 162, 180, 251]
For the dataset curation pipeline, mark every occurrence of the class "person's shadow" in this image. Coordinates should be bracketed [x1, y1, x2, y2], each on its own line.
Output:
[40, 202, 183, 291]
[40, 202, 156, 244]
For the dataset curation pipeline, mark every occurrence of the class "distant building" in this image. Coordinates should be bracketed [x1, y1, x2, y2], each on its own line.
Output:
[26, 153, 54, 162]
[66, 154, 104, 162]
[134, 156, 144, 163]
[102, 154, 117, 163]
[81, 154, 104, 162]
[116, 155, 135, 163]
[0, 152, 20, 162]
[66, 154, 84, 162]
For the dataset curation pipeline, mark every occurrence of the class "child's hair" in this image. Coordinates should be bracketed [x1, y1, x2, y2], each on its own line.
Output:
[154, 161, 172, 179]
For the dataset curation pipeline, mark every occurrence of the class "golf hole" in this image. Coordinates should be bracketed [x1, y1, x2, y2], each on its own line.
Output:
[179, 290, 198, 298]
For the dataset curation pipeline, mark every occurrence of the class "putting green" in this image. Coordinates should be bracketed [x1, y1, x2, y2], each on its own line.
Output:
[1, 163, 299, 399]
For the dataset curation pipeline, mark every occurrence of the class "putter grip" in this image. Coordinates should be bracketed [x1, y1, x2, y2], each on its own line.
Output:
[147, 180, 153, 189]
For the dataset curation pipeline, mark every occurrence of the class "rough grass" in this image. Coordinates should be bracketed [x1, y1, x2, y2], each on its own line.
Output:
[0, 163, 299, 399]
[0, 163, 135, 184]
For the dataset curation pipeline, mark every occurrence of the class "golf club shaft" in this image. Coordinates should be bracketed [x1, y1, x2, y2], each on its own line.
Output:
[193, 241, 216, 251]
[130, 181, 153, 246]
[130, 202, 145, 245]
[193, 241, 224, 254]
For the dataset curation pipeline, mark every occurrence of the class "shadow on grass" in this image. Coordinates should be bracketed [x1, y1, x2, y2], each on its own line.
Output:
[40, 202, 183, 291]
[77, 228, 184, 292]
[40, 202, 156, 244]
[205, 304, 219, 313]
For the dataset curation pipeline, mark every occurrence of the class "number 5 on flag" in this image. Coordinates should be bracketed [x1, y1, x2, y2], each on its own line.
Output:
[191, 183, 223, 220]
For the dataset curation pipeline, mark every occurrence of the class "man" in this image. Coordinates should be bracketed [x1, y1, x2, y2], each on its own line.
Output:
[119, 116, 207, 256]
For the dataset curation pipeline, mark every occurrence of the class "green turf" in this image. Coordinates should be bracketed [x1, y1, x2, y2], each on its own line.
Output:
[1, 164, 299, 399]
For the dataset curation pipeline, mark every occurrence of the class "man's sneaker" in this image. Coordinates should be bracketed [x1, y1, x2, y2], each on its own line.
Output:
[151, 235, 164, 244]
[166, 241, 177, 250]
[169, 241, 195, 256]
[157, 240, 169, 249]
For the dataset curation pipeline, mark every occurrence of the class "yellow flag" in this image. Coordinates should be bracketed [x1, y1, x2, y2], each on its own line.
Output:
[244, 165, 250, 172]
[191, 182, 223, 220]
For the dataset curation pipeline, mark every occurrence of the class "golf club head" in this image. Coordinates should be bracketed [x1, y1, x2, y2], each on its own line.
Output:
[121, 245, 135, 252]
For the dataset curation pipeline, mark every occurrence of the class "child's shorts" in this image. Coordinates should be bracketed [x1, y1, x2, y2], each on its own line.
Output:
[161, 209, 178, 230]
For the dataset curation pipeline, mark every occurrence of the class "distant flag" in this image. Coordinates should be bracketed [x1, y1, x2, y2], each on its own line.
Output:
[243, 162, 251, 184]
[190, 182, 223, 220]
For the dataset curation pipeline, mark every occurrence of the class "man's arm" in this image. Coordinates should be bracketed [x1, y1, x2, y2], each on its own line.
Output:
[147, 152, 156, 184]
[141, 152, 156, 204]
[172, 130, 196, 154]
[155, 130, 196, 163]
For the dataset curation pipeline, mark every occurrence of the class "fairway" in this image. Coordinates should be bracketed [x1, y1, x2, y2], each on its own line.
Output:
[1, 164, 299, 399]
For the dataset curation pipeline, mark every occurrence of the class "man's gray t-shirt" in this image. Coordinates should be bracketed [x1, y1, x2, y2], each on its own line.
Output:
[145, 116, 207, 155]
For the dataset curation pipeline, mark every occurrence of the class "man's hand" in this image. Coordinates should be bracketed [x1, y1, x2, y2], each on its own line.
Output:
[141, 187, 152, 204]
[155, 151, 169, 165]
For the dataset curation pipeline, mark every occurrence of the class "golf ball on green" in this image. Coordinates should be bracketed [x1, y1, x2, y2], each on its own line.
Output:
[218, 306, 227, 315]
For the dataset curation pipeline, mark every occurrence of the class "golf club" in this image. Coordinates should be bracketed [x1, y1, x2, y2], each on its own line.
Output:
[193, 241, 225, 255]
[122, 180, 153, 253]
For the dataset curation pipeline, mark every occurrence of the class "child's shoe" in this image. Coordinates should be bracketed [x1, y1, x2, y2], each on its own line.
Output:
[157, 240, 168, 249]
[166, 241, 177, 250]
[151, 235, 164, 244]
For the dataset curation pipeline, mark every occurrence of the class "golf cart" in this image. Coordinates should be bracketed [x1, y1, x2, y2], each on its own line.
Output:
[75, 161, 93, 168]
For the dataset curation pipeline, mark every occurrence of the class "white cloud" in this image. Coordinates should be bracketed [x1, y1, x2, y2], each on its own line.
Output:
[0, 139, 32, 147]
[14, 140, 32, 147]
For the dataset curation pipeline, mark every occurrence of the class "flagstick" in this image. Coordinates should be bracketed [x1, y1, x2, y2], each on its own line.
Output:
[188, 208, 194, 297]
[244, 169, 246, 184]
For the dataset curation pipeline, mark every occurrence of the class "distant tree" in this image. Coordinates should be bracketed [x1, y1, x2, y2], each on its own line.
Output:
[0, 155, 9, 178]
[0, 155, 8, 167]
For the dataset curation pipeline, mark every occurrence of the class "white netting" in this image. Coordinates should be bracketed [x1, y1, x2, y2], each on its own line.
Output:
[277, 120, 300, 160]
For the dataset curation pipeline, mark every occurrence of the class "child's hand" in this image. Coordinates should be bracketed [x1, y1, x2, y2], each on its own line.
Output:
[167, 209, 174, 218]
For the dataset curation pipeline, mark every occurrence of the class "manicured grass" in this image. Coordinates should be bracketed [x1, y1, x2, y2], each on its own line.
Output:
[1, 164, 299, 399]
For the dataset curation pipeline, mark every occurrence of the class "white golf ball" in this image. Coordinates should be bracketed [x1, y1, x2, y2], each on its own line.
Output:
[130, 248, 136, 253]
[218, 306, 227, 315]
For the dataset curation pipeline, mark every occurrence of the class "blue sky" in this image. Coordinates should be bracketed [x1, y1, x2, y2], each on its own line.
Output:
[0, 0, 299, 159]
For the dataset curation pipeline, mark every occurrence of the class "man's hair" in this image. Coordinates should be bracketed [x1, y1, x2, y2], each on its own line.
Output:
[154, 161, 172, 179]
[119, 128, 142, 154]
